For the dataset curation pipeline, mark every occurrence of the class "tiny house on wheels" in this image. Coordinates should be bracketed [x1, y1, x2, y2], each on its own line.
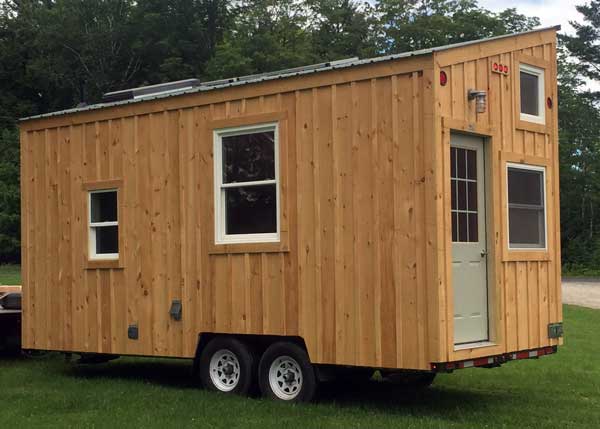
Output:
[20, 27, 563, 402]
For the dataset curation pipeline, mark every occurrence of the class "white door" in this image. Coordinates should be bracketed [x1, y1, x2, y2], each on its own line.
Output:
[451, 134, 489, 345]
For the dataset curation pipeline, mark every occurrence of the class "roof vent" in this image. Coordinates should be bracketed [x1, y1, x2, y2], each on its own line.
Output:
[101, 78, 201, 103]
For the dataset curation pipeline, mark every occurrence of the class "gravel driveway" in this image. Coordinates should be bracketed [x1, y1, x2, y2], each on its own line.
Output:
[562, 278, 600, 309]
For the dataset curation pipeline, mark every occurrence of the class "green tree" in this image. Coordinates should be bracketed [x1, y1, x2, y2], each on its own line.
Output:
[0, 127, 20, 263]
[204, 0, 315, 79]
[375, 0, 540, 53]
[560, 1, 600, 271]
[0, 1, 50, 120]
[131, 0, 230, 84]
[307, 0, 378, 60]
[557, 55, 600, 269]
[562, 0, 600, 100]
[33, 0, 139, 105]
[8, 0, 599, 270]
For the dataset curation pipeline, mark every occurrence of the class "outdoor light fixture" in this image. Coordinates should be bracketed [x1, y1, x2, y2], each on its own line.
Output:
[468, 89, 487, 114]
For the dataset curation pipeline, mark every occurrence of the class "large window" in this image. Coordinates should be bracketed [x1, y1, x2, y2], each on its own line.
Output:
[89, 189, 119, 259]
[507, 163, 546, 249]
[214, 123, 279, 244]
[519, 63, 545, 125]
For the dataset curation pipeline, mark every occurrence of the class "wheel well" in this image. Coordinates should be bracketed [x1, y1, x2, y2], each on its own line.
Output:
[192, 333, 309, 375]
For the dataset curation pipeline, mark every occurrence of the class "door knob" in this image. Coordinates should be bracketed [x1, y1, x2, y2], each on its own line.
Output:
[481, 250, 488, 258]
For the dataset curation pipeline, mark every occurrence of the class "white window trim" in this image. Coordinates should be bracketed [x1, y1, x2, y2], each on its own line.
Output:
[506, 162, 547, 251]
[213, 122, 280, 245]
[519, 63, 545, 125]
[88, 189, 119, 260]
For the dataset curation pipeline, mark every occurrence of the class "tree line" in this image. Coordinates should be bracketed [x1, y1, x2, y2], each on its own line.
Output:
[0, 0, 599, 273]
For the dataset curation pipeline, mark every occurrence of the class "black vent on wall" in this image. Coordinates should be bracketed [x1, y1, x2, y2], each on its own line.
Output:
[127, 324, 139, 340]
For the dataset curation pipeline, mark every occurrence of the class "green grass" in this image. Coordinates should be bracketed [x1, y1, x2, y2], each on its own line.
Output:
[1, 306, 599, 428]
[0, 264, 21, 285]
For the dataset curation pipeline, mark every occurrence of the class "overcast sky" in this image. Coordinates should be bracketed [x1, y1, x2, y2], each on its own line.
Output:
[478, 0, 599, 90]
[478, 0, 583, 35]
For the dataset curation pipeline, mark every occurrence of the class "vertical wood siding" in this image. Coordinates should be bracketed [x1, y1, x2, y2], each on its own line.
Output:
[437, 38, 562, 362]
[21, 69, 437, 369]
[20, 30, 562, 370]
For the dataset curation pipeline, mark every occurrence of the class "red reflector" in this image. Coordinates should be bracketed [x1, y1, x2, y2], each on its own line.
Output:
[474, 357, 490, 367]
[440, 71, 448, 86]
[503, 65, 509, 73]
[547, 97, 553, 108]
[493, 62, 498, 71]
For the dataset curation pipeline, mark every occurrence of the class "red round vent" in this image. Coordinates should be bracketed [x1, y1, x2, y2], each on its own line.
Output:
[440, 71, 448, 86]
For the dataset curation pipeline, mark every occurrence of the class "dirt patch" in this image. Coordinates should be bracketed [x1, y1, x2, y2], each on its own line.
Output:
[562, 279, 600, 309]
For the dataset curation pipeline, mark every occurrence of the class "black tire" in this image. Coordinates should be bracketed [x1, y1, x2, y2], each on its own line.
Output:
[258, 342, 317, 402]
[198, 337, 256, 395]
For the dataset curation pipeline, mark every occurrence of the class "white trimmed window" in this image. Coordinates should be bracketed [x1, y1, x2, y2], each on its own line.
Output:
[519, 63, 545, 124]
[89, 189, 119, 259]
[507, 163, 547, 250]
[214, 123, 279, 244]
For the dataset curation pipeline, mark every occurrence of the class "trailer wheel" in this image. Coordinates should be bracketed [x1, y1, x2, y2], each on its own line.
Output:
[198, 337, 256, 395]
[258, 342, 317, 402]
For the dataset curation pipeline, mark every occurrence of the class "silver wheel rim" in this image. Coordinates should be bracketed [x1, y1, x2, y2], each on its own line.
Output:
[268, 355, 303, 400]
[209, 349, 241, 392]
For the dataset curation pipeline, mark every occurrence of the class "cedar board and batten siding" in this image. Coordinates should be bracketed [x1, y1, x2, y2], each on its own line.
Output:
[434, 27, 563, 363]
[20, 57, 441, 370]
[19, 28, 562, 371]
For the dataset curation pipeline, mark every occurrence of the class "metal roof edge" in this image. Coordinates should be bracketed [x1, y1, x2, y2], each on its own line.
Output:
[20, 25, 561, 123]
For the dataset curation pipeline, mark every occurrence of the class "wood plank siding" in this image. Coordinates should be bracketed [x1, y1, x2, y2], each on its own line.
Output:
[435, 28, 562, 363]
[20, 28, 562, 371]
[20, 59, 440, 369]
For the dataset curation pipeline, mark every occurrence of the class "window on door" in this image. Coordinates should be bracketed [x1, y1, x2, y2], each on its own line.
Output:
[507, 163, 546, 249]
[214, 123, 279, 244]
[451, 147, 479, 243]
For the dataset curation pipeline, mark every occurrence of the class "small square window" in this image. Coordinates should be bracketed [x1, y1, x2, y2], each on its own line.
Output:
[507, 164, 546, 249]
[89, 189, 119, 259]
[519, 64, 545, 124]
[214, 123, 279, 244]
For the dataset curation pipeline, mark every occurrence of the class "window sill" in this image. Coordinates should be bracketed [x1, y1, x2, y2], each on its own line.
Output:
[516, 118, 548, 134]
[502, 250, 550, 262]
[209, 241, 290, 255]
[85, 258, 124, 270]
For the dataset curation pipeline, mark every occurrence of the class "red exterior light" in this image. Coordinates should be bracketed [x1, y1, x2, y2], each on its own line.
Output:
[440, 71, 448, 86]
[492, 61, 510, 75]
[547, 97, 553, 109]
